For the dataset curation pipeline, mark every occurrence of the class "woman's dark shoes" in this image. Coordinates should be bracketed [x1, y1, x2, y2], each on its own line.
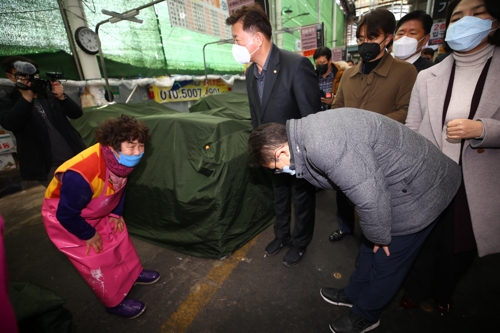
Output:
[106, 298, 146, 319]
[435, 300, 451, 316]
[400, 294, 418, 310]
[135, 269, 160, 285]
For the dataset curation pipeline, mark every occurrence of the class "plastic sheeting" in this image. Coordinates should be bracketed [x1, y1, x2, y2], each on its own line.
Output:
[70, 93, 274, 258]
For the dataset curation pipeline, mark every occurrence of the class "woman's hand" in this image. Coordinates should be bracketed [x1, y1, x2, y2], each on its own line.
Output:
[446, 119, 483, 140]
[109, 216, 125, 233]
[85, 231, 103, 254]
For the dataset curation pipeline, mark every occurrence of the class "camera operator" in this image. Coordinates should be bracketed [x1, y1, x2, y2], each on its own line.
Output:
[0, 56, 86, 187]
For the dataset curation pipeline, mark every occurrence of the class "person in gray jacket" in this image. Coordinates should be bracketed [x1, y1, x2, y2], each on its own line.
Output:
[247, 108, 461, 333]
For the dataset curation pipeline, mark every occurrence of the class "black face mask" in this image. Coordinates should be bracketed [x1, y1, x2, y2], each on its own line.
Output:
[316, 64, 329, 75]
[358, 39, 385, 62]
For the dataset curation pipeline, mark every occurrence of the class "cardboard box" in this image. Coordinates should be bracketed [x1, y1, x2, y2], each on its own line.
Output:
[0, 134, 16, 154]
[0, 153, 16, 171]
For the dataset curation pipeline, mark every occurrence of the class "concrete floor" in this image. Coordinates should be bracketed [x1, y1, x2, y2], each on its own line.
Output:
[1, 184, 498, 333]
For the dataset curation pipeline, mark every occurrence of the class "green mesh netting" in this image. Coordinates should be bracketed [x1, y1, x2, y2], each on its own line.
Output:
[280, 0, 344, 52]
[0, 0, 345, 77]
[0, 0, 70, 55]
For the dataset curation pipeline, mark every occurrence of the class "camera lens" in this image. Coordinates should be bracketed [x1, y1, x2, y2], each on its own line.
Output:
[31, 79, 52, 95]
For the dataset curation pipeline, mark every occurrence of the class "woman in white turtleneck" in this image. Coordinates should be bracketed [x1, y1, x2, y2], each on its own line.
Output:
[402, 0, 500, 316]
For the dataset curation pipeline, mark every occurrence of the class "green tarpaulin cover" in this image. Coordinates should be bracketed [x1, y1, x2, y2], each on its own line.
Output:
[71, 92, 274, 258]
[10, 282, 73, 333]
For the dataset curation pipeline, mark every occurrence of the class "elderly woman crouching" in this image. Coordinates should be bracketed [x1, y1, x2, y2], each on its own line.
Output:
[42, 114, 159, 319]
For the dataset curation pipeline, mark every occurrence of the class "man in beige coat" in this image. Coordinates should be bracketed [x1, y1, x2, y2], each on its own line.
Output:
[329, 8, 418, 243]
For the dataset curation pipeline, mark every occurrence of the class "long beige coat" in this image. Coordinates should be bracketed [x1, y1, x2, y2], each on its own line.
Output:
[406, 46, 500, 257]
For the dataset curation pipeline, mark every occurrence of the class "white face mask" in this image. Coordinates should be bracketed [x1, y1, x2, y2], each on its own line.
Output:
[445, 16, 497, 52]
[393, 35, 426, 59]
[232, 34, 259, 64]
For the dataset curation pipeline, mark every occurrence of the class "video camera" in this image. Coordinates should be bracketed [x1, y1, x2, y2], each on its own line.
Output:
[12, 61, 64, 96]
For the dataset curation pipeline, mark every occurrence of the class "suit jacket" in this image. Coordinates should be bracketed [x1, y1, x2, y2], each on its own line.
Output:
[287, 108, 461, 245]
[413, 56, 434, 72]
[246, 44, 321, 128]
[406, 46, 500, 257]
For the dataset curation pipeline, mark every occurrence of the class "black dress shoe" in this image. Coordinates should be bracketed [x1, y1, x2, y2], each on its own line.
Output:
[329, 312, 380, 333]
[282, 245, 306, 266]
[265, 237, 292, 255]
[329, 229, 345, 242]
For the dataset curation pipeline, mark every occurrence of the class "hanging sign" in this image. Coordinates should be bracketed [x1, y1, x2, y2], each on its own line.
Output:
[151, 79, 230, 103]
[300, 23, 324, 56]
[331, 47, 344, 62]
[429, 19, 447, 46]
[432, 0, 452, 20]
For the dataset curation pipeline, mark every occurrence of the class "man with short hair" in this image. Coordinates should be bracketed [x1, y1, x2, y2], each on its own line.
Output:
[393, 10, 435, 72]
[329, 8, 418, 243]
[313, 47, 343, 111]
[0, 56, 86, 187]
[421, 47, 435, 61]
[225, 4, 320, 266]
[247, 108, 461, 333]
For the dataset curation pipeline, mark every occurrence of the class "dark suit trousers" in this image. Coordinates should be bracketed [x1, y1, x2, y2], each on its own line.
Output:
[272, 172, 316, 247]
[344, 221, 436, 323]
[403, 203, 477, 305]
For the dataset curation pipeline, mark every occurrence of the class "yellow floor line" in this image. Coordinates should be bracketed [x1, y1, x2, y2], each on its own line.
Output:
[158, 235, 260, 333]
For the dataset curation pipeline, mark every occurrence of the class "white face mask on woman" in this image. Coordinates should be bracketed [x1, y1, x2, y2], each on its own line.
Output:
[232, 34, 259, 64]
[445, 16, 497, 52]
[393, 36, 426, 59]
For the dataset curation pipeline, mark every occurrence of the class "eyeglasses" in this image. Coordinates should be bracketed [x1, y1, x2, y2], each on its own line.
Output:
[8, 72, 36, 82]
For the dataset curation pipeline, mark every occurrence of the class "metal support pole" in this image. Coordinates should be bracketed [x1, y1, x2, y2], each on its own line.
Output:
[94, 0, 166, 102]
[426, 0, 435, 16]
[57, 0, 83, 80]
[203, 39, 232, 90]
[125, 84, 138, 103]
[95, 33, 113, 102]
[332, 1, 337, 47]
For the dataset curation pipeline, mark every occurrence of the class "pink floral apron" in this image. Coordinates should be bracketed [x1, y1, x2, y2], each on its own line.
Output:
[41, 168, 142, 307]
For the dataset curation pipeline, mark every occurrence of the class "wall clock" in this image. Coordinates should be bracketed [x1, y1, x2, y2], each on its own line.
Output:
[75, 27, 99, 55]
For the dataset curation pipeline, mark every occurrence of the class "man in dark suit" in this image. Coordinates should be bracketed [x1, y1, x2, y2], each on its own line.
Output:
[226, 4, 321, 266]
[393, 10, 434, 72]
